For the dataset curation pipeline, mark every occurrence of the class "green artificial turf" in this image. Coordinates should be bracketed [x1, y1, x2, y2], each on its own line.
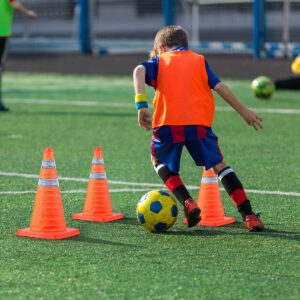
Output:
[0, 73, 299, 300]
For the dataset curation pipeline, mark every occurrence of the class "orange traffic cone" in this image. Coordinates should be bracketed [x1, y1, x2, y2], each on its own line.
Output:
[197, 168, 235, 226]
[16, 148, 80, 239]
[72, 147, 124, 222]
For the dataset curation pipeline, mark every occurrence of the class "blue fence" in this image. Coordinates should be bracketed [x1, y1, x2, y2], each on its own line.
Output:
[10, 0, 300, 58]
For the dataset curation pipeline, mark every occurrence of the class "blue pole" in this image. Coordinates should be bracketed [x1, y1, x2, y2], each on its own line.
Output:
[78, 0, 92, 54]
[253, 0, 266, 58]
[163, 0, 175, 26]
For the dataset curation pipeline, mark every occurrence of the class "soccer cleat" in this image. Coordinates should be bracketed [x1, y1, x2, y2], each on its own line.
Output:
[0, 102, 10, 112]
[184, 198, 201, 227]
[244, 214, 264, 232]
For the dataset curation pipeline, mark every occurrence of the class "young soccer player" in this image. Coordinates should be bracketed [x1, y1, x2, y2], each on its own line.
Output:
[0, 0, 37, 112]
[274, 54, 300, 90]
[133, 25, 264, 231]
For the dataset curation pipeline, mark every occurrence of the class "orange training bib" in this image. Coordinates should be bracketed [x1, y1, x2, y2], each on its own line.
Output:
[152, 51, 215, 127]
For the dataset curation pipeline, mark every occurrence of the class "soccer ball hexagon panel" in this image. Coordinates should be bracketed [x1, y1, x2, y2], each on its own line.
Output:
[136, 190, 178, 233]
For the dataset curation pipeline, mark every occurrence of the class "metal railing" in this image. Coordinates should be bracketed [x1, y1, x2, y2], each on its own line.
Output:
[9, 0, 300, 57]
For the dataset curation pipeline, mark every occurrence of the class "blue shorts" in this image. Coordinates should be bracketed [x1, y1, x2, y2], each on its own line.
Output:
[151, 127, 223, 173]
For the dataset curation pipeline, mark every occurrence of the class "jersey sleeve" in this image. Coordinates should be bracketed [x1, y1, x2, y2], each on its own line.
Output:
[139, 57, 159, 88]
[205, 60, 221, 89]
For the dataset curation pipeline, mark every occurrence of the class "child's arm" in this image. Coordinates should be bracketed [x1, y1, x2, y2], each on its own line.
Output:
[11, 1, 37, 19]
[133, 65, 152, 131]
[214, 82, 263, 131]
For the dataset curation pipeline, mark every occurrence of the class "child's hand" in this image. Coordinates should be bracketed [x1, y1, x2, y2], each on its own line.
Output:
[241, 108, 263, 130]
[138, 108, 152, 130]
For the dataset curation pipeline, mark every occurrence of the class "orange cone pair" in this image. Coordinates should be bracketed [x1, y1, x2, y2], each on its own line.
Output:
[197, 168, 235, 226]
[72, 147, 124, 222]
[16, 148, 80, 239]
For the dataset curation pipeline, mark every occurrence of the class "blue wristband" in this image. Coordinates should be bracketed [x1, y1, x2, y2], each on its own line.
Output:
[135, 101, 148, 109]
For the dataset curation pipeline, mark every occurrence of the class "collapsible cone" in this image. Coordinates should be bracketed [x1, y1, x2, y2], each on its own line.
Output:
[16, 148, 80, 239]
[72, 148, 124, 222]
[197, 168, 235, 226]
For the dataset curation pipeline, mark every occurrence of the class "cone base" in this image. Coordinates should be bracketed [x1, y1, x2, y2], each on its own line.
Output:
[199, 216, 235, 227]
[72, 212, 124, 222]
[16, 227, 80, 240]
[183, 216, 235, 227]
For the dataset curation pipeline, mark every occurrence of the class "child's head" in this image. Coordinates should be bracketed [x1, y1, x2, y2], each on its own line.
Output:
[150, 25, 188, 57]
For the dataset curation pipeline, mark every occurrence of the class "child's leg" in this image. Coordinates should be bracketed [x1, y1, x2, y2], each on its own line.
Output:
[213, 161, 264, 231]
[151, 155, 191, 205]
[151, 155, 200, 227]
[184, 127, 263, 230]
[0, 38, 9, 111]
[212, 160, 254, 220]
[0, 47, 3, 105]
[275, 76, 300, 90]
[0, 73, 2, 103]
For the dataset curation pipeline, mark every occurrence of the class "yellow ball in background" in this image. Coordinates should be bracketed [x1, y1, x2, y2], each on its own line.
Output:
[291, 55, 300, 75]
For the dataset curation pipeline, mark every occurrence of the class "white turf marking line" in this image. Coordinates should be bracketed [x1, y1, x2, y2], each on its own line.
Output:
[0, 190, 36, 195]
[7, 99, 132, 108]
[216, 106, 300, 115]
[0, 171, 166, 186]
[6, 99, 300, 115]
[60, 188, 154, 193]
[1, 171, 300, 197]
[0, 188, 151, 196]
[8, 134, 23, 139]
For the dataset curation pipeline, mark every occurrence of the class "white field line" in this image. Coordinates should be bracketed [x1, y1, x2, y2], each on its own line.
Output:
[0, 190, 36, 195]
[0, 171, 169, 187]
[7, 99, 132, 108]
[1, 171, 300, 197]
[6, 98, 300, 115]
[216, 106, 300, 115]
[0, 188, 151, 196]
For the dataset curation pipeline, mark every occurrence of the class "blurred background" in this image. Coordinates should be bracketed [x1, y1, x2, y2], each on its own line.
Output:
[7, 0, 300, 78]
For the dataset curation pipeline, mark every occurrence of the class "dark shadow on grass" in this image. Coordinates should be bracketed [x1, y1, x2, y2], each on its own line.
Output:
[73, 235, 137, 247]
[254, 228, 300, 241]
[114, 217, 138, 226]
[14, 110, 135, 117]
[166, 223, 300, 241]
[166, 229, 222, 237]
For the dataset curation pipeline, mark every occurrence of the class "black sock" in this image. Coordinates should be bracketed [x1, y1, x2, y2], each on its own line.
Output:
[218, 166, 254, 219]
[237, 200, 254, 220]
[155, 162, 191, 205]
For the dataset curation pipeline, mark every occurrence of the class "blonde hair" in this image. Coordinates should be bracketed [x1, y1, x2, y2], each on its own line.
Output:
[150, 25, 188, 57]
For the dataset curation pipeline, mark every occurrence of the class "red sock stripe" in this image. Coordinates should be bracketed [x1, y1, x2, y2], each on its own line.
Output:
[230, 188, 248, 206]
[165, 175, 183, 192]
